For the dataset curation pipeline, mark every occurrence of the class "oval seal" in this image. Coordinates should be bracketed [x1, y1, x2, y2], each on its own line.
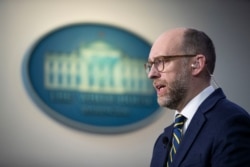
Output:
[24, 23, 159, 133]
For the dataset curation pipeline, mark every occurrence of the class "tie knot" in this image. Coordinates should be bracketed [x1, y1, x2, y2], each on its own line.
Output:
[174, 114, 186, 128]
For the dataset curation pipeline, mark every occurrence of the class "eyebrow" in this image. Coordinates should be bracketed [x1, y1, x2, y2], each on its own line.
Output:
[147, 54, 197, 64]
[147, 55, 171, 62]
[147, 55, 165, 62]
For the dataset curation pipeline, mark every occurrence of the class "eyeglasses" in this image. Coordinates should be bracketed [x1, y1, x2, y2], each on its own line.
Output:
[144, 55, 196, 74]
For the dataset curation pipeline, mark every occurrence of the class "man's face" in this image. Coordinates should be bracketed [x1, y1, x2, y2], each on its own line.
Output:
[149, 57, 190, 110]
[147, 29, 191, 110]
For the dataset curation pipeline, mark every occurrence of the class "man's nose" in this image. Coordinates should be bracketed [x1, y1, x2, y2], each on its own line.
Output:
[148, 65, 161, 79]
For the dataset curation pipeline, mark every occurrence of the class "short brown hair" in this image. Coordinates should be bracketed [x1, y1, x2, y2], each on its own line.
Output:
[182, 28, 216, 74]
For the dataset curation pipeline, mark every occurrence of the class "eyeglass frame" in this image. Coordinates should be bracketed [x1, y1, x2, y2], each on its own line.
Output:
[144, 54, 196, 74]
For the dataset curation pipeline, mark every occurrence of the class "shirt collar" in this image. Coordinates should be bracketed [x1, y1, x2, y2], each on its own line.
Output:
[175, 85, 215, 133]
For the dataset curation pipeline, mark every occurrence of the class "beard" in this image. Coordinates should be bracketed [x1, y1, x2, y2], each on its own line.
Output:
[157, 69, 189, 110]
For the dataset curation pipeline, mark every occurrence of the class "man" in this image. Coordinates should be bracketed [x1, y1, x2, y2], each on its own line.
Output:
[145, 28, 250, 167]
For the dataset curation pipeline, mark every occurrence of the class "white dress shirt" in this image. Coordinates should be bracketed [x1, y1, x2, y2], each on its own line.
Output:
[175, 85, 215, 134]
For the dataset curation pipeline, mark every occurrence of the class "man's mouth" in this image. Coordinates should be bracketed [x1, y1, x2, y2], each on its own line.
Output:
[154, 82, 167, 96]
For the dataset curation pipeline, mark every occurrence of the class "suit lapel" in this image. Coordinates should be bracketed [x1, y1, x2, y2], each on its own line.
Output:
[173, 88, 226, 166]
[162, 124, 174, 165]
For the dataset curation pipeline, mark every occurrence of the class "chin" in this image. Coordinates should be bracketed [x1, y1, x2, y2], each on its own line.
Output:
[157, 97, 176, 110]
[157, 97, 169, 107]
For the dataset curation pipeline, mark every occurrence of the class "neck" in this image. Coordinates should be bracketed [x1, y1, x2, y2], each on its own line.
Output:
[176, 80, 210, 112]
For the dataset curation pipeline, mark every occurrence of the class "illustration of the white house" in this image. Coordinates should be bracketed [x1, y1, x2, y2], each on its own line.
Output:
[44, 40, 154, 95]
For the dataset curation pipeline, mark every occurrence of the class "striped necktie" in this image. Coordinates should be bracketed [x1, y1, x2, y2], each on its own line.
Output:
[167, 114, 187, 167]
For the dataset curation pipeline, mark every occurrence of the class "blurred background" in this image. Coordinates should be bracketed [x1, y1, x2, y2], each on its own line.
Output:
[0, 0, 250, 167]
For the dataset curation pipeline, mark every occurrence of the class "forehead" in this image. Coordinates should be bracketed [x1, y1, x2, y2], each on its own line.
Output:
[149, 29, 185, 61]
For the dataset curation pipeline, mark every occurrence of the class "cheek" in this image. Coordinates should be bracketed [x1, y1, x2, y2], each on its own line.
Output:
[160, 71, 178, 83]
[161, 61, 188, 81]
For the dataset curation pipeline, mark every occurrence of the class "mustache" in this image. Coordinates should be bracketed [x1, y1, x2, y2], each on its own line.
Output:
[153, 80, 174, 90]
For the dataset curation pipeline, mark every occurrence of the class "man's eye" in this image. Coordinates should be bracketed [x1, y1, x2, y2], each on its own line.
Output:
[154, 60, 161, 65]
[156, 59, 166, 64]
[163, 58, 170, 62]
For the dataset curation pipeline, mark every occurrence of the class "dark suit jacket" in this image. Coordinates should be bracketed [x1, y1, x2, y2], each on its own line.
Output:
[150, 88, 250, 167]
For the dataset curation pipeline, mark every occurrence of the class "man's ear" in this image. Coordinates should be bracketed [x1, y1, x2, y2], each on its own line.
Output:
[191, 54, 206, 75]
